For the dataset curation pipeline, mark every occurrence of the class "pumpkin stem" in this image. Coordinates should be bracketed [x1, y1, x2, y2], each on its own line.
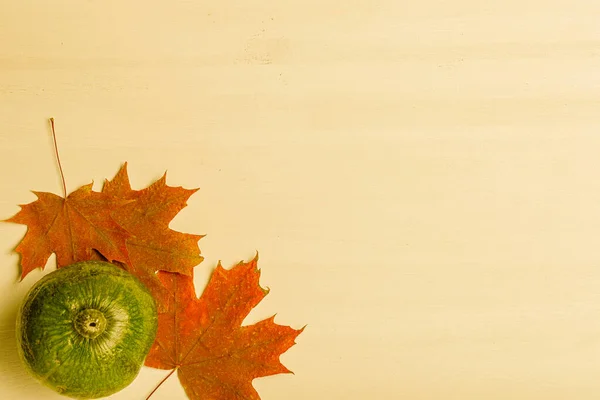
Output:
[146, 368, 177, 400]
[73, 309, 107, 339]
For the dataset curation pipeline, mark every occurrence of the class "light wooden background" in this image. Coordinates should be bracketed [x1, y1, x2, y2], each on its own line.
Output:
[1, 1, 600, 399]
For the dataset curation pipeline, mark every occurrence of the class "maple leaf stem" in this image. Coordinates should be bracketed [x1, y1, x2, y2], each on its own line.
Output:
[49, 117, 67, 198]
[145, 368, 177, 400]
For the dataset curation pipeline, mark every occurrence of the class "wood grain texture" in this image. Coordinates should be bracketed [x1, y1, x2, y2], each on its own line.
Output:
[1, 1, 600, 399]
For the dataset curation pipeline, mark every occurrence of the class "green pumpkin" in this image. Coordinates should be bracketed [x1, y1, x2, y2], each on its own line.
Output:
[16, 261, 158, 399]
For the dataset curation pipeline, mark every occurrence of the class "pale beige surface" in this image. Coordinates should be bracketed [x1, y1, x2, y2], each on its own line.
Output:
[1, 1, 600, 399]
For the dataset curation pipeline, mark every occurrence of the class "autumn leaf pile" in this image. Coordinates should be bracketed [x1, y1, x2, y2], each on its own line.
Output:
[5, 163, 303, 400]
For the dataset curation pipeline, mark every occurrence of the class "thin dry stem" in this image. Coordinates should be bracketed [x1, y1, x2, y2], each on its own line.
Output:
[49, 117, 67, 197]
[145, 368, 177, 400]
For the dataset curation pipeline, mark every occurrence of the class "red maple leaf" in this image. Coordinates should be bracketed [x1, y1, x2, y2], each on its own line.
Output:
[5, 184, 131, 279]
[145, 256, 303, 400]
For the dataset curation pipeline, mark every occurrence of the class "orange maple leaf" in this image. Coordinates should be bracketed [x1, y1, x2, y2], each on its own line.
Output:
[5, 184, 131, 279]
[5, 163, 203, 297]
[102, 163, 204, 308]
[145, 256, 303, 400]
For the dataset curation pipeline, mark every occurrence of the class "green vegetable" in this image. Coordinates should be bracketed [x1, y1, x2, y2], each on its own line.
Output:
[16, 261, 158, 399]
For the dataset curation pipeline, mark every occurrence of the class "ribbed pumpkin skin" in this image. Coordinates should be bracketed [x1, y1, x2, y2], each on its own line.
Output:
[16, 261, 158, 399]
